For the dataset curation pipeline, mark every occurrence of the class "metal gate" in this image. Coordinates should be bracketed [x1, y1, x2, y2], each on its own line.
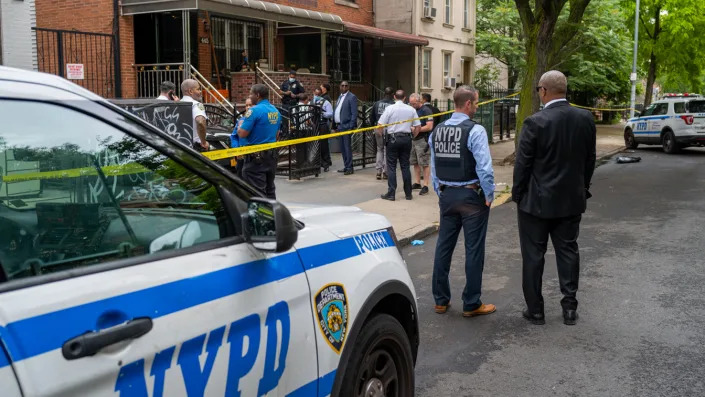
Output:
[33, 28, 120, 98]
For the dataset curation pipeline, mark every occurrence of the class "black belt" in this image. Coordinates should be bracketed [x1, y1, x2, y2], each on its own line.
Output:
[439, 183, 479, 192]
[388, 132, 411, 136]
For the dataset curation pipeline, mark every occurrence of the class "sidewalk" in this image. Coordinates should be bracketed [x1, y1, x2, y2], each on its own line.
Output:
[277, 123, 626, 246]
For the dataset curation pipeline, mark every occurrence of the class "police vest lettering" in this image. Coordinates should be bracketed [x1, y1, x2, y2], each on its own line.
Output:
[432, 119, 479, 182]
[114, 301, 290, 397]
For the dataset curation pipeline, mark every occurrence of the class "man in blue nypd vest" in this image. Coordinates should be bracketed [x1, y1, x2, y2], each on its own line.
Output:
[429, 85, 497, 318]
[237, 84, 281, 199]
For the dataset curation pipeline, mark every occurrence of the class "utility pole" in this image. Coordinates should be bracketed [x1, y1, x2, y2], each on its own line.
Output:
[630, 0, 641, 118]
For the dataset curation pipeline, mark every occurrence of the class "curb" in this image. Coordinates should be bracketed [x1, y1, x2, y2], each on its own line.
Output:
[397, 224, 439, 248]
[598, 146, 626, 161]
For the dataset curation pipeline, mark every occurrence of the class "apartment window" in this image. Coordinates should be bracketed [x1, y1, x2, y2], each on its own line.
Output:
[445, 0, 452, 24]
[463, 0, 470, 28]
[327, 36, 362, 82]
[443, 52, 452, 80]
[211, 17, 263, 77]
[422, 49, 432, 88]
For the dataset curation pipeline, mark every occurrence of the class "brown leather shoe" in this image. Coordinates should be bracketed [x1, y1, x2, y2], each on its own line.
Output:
[434, 303, 451, 314]
[462, 303, 497, 317]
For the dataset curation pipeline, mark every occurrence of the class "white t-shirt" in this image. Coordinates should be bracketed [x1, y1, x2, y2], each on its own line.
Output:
[181, 95, 208, 144]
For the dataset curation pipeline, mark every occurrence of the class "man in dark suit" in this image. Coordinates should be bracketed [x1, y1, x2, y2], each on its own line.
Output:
[512, 70, 596, 326]
[334, 81, 359, 175]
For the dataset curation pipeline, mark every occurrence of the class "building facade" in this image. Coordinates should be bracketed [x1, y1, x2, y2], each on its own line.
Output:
[0, 0, 37, 70]
[375, 0, 477, 101]
[15, 0, 427, 104]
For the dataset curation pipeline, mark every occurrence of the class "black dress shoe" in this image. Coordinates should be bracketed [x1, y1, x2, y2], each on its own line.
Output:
[381, 192, 395, 201]
[337, 168, 346, 173]
[344, 169, 354, 175]
[323, 167, 330, 172]
[405, 195, 413, 200]
[563, 310, 578, 325]
[522, 309, 545, 325]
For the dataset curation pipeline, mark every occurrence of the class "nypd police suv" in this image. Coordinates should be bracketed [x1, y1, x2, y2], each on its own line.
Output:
[0, 67, 418, 396]
[625, 93, 705, 154]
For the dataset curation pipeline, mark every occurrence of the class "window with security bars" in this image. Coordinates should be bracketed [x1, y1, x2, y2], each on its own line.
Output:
[327, 36, 362, 83]
[210, 17, 263, 78]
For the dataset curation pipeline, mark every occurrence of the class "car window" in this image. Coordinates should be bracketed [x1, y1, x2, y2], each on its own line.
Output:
[641, 104, 656, 117]
[687, 100, 705, 113]
[652, 103, 668, 116]
[674, 102, 686, 114]
[0, 100, 230, 282]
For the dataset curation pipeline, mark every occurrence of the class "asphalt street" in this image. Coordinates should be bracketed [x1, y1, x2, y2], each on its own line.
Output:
[405, 146, 705, 396]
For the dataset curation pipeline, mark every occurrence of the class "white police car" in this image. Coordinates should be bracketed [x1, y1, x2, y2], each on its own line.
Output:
[0, 67, 418, 396]
[624, 94, 705, 154]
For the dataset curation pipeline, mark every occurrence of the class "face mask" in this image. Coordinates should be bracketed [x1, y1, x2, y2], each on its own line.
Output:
[289, 78, 295, 83]
[313, 96, 321, 102]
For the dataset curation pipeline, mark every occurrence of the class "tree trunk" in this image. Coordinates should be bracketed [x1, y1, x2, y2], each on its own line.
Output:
[644, 51, 657, 107]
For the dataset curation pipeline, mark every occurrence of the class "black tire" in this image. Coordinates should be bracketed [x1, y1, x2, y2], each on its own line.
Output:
[624, 129, 639, 149]
[337, 314, 415, 397]
[662, 130, 680, 154]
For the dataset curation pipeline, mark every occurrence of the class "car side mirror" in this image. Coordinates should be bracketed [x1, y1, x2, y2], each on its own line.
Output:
[241, 197, 298, 253]
[633, 111, 641, 118]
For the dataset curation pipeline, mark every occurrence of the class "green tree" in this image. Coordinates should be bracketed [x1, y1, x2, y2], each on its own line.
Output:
[624, 0, 705, 106]
[476, 0, 525, 89]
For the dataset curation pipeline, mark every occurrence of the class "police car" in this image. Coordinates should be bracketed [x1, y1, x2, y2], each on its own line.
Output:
[624, 93, 705, 154]
[0, 67, 418, 396]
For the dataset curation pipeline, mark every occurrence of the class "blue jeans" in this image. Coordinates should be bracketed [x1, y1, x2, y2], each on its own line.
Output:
[341, 133, 353, 170]
[432, 186, 490, 311]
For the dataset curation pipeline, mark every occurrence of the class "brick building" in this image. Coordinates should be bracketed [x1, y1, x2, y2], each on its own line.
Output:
[28, 0, 428, 104]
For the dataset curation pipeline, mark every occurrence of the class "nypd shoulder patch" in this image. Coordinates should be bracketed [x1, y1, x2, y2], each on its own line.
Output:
[245, 109, 253, 118]
[314, 283, 349, 354]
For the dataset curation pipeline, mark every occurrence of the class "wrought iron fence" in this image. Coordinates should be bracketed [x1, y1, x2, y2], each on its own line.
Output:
[135, 63, 187, 99]
[34, 27, 119, 98]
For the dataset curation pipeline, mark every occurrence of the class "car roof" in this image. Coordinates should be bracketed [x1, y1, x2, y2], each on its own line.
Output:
[0, 66, 103, 101]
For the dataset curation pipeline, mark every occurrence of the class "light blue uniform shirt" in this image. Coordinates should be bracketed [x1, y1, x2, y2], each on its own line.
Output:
[429, 112, 495, 202]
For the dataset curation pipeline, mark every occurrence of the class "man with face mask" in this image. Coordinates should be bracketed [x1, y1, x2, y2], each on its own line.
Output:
[180, 79, 209, 152]
[280, 70, 304, 111]
[513, 70, 596, 326]
[313, 87, 334, 171]
[429, 85, 496, 319]
[237, 84, 282, 199]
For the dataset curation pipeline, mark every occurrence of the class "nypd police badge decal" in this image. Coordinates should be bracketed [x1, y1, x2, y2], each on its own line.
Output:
[315, 283, 349, 354]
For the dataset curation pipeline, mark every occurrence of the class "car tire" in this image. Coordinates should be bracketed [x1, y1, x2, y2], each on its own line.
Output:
[624, 129, 639, 149]
[337, 313, 415, 397]
[662, 130, 680, 154]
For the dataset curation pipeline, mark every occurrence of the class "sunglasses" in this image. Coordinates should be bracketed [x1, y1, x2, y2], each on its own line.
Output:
[341, 84, 349, 87]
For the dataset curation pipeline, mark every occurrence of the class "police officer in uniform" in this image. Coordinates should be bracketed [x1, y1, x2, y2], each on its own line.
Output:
[237, 84, 282, 199]
[429, 85, 496, 318]
[280, 70, 304, 112]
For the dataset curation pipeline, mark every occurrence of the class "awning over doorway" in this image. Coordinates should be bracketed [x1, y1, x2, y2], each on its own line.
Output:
[343, 22, 429, 46]
[121, 0, 344, 31]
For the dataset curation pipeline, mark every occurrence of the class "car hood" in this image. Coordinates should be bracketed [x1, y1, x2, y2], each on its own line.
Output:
[285, 202, 391, 238]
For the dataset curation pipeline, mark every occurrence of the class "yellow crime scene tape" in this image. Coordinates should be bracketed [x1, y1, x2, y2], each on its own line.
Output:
[202, 91, 523, 161]
[0, 91, 631, 183]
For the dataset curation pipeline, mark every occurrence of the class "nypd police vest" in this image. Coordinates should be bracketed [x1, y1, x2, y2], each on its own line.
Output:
[432, 119, 479, 182]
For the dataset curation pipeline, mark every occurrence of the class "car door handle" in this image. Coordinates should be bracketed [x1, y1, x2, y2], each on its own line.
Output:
[62, 317, 153, 360]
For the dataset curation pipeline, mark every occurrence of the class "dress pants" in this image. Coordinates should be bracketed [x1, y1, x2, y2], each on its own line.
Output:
[385, 134, 412, 196]
[375, 133, 386, 173]
[432, 187, 490, 311]
[518, 210, 581, 314]
[319, 122, 332, 168]
[340, 132, 353, 171]
[241, 152, 277, 199]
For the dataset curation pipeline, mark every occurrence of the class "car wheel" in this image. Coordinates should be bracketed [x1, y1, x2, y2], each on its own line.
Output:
[338, 314, 414, 397]
[624, 129, 639, 149]
[662, 130, 680, 154]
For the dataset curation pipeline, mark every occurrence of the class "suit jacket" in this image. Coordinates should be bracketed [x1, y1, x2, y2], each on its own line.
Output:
[512, 101, 597, 218]
[335, 92, 358, 131]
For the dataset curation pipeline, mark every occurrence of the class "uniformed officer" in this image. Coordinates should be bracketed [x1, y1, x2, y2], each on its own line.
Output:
[429, 85, 496, 318]
[180, 79, 209, 152]
[237, 84, 282, 199]
[377, 90, 421, 201]
[280, 70, 304, 112]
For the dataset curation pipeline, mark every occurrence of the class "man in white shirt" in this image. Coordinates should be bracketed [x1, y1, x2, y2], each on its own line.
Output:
[156, 81, 178, 101]
[180, 79, 209, 152]
[377, 90, 421, 201]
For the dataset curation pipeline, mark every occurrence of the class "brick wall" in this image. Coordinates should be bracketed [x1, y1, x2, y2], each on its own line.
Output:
[35, 0, 135, 98]
[231, 71, 330, 106]
[270, 0, 373, 26]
